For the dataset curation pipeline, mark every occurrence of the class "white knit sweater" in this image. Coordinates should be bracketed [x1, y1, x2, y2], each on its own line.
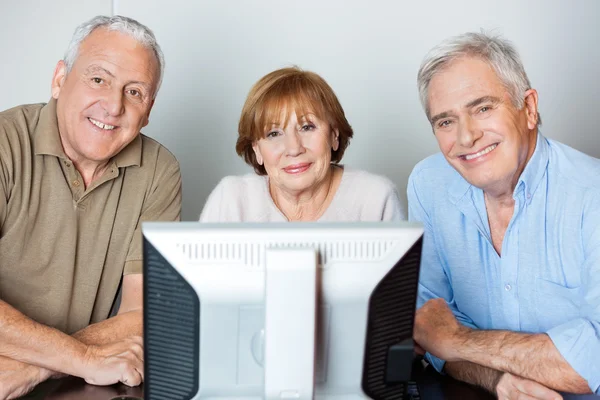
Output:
[200, 168, 405, 222]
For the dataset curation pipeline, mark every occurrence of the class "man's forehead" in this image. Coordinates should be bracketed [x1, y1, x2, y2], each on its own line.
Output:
[79, 30, 152, 60]
[75, 29, 158, 83]
[428, 57, 504, 110]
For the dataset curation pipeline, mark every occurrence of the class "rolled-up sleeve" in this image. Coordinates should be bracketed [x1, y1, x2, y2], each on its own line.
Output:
[547, 196, 600, 393]
[547, 319, 600, 393]
[408, 172, 479, 373]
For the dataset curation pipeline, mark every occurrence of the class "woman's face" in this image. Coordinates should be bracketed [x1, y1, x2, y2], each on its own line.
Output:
[252, 110, 339, 196]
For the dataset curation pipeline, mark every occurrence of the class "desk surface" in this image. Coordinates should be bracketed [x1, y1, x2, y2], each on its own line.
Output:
[19, 361, 490, 400]
[18, 378, 143, 400]
[19, 362, 598, 400]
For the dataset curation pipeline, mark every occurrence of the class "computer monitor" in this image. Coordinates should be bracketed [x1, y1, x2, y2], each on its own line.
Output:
[142, 222, 423, 400]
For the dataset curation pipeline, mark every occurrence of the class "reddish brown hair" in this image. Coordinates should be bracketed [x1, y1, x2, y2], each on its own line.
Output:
[236, 67, 353, 175]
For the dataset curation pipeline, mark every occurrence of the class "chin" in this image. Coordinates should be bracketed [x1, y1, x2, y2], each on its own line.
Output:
[462, 173, 500, 190]
[280, 178, 315, 192]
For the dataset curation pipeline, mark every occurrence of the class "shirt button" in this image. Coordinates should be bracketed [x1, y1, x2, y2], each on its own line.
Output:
[504, 283, 512, 291]
[72, 180, 80, 187]
[64, 161, 71, 167]
[526, 193, 531, 199]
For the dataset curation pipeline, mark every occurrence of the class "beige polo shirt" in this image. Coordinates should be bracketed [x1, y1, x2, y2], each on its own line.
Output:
[0, 99, 182, 334]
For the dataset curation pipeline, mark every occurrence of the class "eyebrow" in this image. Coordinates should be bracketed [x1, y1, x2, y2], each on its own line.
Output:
[430, 96, 502, 125]
[465, 95, 501, 109]
[84, 64, 153, 91]
[430, 111, 457, 126]
[84, 64, 115, 78]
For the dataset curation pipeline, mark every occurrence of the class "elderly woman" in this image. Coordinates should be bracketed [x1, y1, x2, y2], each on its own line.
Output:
[200, 67, 404, 222]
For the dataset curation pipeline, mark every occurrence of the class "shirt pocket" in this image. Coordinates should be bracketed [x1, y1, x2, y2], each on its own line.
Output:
[534, 278, 581, 331]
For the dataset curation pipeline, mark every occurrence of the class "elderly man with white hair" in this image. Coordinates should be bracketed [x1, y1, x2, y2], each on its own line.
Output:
[410, 32, 599, 399]
[0, 15, 180, 399]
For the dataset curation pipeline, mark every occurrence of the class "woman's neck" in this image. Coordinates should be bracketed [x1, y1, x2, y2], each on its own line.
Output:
[270, 165, 342, 221]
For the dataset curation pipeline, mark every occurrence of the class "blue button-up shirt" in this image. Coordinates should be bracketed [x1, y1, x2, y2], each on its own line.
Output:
[408, 133, 600, 393]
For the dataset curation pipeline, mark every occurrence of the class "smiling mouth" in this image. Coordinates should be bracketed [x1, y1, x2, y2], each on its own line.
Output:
[461, 143, 498, 161]
[283, 163, 311, 174]
[88, 117, 116, 130]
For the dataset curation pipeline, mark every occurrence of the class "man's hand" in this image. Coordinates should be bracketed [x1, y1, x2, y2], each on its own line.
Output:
[496, 372, 563, 400]
[0, 359, 54, 400]
[81, 336, 144, 387]
[413, 298, 469, 361]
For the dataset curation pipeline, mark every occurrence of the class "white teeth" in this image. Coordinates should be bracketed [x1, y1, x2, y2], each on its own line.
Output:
[464, 143, 497, 160]
[89, 118, 115, 130]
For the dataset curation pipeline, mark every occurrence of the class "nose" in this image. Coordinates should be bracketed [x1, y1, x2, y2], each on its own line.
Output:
[102, 89, 125, 117]
[284, 131, 305, 157]
[457, 117, 482, 148]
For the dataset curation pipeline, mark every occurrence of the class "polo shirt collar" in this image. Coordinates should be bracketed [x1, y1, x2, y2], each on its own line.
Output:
[34, 98, 66, 158]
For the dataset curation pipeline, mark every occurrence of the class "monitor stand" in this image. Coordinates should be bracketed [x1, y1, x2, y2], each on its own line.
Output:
[264, 248, 318, 400]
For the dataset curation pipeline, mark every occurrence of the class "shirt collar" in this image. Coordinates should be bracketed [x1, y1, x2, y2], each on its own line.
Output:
[33, 98, 142, 167]
[448, 132, 549, 205]
[34, 98, 66, 158]
[513, 132, 548, 204]
[113, 134, 142, 168]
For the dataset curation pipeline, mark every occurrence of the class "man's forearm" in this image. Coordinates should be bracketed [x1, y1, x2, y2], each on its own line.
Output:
[29, 310, 143, 381]
[0, 300, 88, 376]
[443, 361, 503, 394]
[73, 310, 142, 346]
[457, 329, 591, 393]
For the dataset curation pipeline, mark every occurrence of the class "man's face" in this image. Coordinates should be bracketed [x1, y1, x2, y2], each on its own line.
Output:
[51, 28, 159, 166]
[427, 56, 538, 194]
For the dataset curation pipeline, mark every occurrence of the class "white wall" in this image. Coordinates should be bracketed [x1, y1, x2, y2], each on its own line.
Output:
[0, 0, 112, 111]
[3, 1, 600, 220]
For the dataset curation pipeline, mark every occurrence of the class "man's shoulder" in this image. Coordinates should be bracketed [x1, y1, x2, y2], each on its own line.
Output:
[0, 103, 46, 139]
[139, 133, 180, 169]
[0, 103, 46, 121]
[0, 103, 47, 164]
[547, 138, 600, 190]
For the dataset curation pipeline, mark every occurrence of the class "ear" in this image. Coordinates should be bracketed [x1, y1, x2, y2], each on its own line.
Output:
[51, 60, 68, 99]
[142, 99, 155, 128]
[252, 142, 264, 165]
[331, 128, 340, 151]
[523, 89, 539, 130]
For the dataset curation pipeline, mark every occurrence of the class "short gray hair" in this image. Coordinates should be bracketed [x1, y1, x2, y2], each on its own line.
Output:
[63, 15, 165, 97]
[417, 31, 540, 125]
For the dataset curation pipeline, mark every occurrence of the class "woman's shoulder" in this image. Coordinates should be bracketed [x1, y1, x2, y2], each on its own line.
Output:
[200, 173, 270, 222]
[213, 173, 267, 194]
[340, 168, 398, 194]
[326, 167, 405, 221]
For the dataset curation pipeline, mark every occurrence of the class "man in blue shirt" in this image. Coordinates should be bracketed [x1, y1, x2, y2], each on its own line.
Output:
[409, 32, 599, 398]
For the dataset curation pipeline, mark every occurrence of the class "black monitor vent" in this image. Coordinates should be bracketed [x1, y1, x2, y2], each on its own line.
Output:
[144, 238, 200, 400]
[362, 238, 422, 400]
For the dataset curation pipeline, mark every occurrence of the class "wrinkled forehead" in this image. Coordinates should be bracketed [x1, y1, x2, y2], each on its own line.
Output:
[76, 28, 160, 87]
[428, 57, 505, 114]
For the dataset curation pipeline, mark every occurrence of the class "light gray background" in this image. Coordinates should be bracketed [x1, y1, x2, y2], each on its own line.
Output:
[2, 1, 599, 220]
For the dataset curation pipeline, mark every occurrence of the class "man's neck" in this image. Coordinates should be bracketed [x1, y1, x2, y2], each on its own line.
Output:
[484, 190, 515, 256]
[483, 187, 515, 209]
[72, 158, 111, 189]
